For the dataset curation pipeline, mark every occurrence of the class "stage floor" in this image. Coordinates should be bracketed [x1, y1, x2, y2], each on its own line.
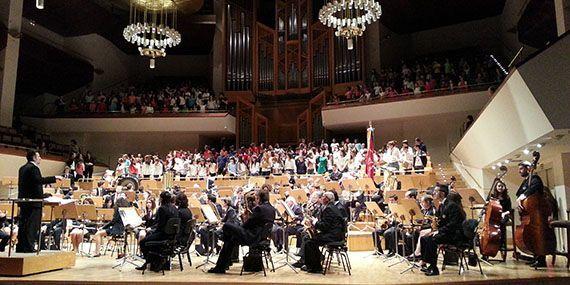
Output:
[0, 251, 568, 285]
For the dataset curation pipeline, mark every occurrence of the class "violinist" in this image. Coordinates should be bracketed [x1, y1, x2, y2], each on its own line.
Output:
[516, 162, 547, 268]
[207, 188, 276, 274]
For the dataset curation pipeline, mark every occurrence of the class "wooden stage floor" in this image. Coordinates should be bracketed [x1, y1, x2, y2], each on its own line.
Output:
[0, 251, 568, 285]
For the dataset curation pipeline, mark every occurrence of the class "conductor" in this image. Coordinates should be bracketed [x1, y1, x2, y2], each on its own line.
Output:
[16, 151, 61, 253]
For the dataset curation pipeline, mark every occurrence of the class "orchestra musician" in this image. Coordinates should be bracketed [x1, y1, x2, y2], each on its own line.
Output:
[16, 150, 62, 253]
[408, 195, 437, 260]
[419, 184, 466, 276]
[0, 211, 10, 252]
[136, 191, 179, 272]
[515, 161, 548, 268]
[481, 180, 512, 260]
[372, 194, 399, 256]
[69, 198, 97, 252]
[175, 192, 192, 246]
[207, 188, 276, 274]
[91, 196, 130, 257]
[272, 196, 304, 252]
[292, 191, 346, 273]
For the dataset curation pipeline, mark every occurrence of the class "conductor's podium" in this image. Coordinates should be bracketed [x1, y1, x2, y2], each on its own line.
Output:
[0, 250, 75, 276]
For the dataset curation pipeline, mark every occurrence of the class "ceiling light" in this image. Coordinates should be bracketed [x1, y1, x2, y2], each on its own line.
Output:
[36, 0, 44, 9]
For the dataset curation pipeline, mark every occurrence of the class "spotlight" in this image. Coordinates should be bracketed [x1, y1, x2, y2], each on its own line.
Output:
[36, 0, 44, 9]
[523, 149, 530, 155]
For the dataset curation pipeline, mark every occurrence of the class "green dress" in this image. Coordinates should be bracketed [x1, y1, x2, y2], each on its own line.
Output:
[317, 156, 328, 174]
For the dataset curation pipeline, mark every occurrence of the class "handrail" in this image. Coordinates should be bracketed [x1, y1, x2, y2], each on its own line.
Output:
[450, 152, 482, 190]
[323, 82, 496, 110]
[27, 110, 232, 119]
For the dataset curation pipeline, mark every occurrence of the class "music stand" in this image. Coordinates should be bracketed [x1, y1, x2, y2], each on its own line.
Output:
[273, 200, 299, 273]
[113, 207, 144, 271]
[364, 201, 385, 256]
[196, 205, 219, 270]
[75, 205, 97, 257]
[385, 203, 413, 268]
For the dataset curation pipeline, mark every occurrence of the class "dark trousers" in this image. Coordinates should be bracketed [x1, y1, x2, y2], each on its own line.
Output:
[272, 224, 303, 250]
[140, 231, 168, 261]
[215, 223, 252, 269]
[420, 233, 455, 265]
[304, 239, 326, 271]
[40, 225, 63, 250]
[373, 226, 398, 253]
[0, 231, 9, 251]
[16, 206, 42, 253]
[85, 166, 94, 179]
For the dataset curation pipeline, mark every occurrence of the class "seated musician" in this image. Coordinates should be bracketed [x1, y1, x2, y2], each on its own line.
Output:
[136, 191, 179, 271]
[91, 196, 130, 257]
[0, 211, 10, 252]
[175, 193, 193, 246]
[372, 194, 399, 256]
[482, 180, 511, 260]
[293, 191, 346, 273]
[351, 190, 366, 222]
[136, 197, 157, 244]
[196, 195, 224, 255]
[69, 198, 98, 252]
[419, 184, 466, 276]
[515, 162, 548, 268]
[408, 195, 437, 260]
[272, 196, 304, 252]
[207, 188, 276, 274]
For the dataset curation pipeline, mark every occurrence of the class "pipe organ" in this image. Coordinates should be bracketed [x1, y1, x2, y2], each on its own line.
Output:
[226, 0, 254, 91]
[224, 0, 364, 95]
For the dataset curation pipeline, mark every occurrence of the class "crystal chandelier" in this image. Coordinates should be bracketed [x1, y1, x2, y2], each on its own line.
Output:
[123, 0, 182, 68]
[319, 0, 382, 50]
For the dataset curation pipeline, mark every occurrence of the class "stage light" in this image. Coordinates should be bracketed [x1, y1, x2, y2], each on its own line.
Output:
[36, 0, 44, 9]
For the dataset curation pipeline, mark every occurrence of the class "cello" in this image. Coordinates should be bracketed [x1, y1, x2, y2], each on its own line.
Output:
[479, 166, 508, 257]
[514, 152, 556, 257]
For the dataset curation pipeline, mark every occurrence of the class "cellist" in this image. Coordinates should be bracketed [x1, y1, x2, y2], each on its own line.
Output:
[481, 180, 512, 260]
[516, 161, 547, 268]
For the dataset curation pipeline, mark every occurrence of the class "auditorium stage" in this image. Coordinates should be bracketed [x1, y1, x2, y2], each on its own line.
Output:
[0, 251, 568, 285]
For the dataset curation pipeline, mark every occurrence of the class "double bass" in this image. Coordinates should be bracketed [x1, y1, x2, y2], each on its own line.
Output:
[514, 152, 556, 256]
[479, 166, 508, 257]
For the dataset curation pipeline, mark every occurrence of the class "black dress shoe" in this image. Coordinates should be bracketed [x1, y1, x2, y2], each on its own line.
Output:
[425, 266, 439, 276]
[300, 265, 308, 272]
[386, 252, 395, 258]
[292, 261, 304, 268]
[307, 267, 323, 274]
[530, 261, 547, 268]
[135, 263, 148, 271]
[419, 264, 428, 272]
[207, 267, 226, 274]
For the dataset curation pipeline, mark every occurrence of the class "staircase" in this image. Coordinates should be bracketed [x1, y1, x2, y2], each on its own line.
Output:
[433, 162, 468, 189]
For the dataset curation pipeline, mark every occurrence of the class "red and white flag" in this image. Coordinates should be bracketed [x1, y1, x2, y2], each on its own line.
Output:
[365, 123, 375, 178]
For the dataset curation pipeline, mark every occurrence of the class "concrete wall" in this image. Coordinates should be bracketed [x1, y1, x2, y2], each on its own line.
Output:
[0, 153, 107, 178]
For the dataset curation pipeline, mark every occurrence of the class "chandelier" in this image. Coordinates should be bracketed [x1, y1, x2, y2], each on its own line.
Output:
[319, 0, 382, 50]
[123, 0, 182, 68]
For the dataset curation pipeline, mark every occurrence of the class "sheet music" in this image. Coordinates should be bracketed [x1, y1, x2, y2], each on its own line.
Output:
[201, 205, 219, 224]
[119, 207, 143, 228]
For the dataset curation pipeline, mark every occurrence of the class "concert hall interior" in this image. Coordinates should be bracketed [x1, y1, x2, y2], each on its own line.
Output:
[1, 0, 570, 284]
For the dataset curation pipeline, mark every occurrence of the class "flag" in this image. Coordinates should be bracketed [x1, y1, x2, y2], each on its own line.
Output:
[365, 123, 375, 178]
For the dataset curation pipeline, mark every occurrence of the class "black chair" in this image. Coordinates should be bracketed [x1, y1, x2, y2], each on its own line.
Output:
[441, 219, 483, 275]
[240, 222, 275, 276]
[173, 219, 197, 271]
[142, 218, 181, 275]
[322, 239, 351, 275]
